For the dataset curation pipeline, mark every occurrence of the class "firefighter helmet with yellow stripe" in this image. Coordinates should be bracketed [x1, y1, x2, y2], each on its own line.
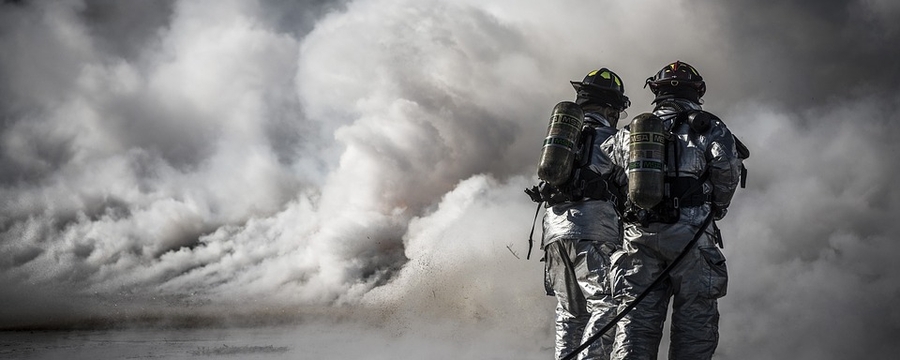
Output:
[571, 68, 630, 111]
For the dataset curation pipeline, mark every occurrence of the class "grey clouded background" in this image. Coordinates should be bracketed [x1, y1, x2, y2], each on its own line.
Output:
[1, 0, 899, 358]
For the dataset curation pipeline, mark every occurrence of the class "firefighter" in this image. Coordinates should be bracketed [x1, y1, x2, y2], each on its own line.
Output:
[528, 67, 630, 360]
[600, 61, 747, 360]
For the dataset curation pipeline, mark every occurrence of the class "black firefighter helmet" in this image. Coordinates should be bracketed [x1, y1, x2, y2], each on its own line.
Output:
[645, 60, 706, 104]
[571, 68, 630, 111]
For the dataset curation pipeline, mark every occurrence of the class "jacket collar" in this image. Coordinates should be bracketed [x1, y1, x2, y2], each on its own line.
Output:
[584, 112, 611, 127]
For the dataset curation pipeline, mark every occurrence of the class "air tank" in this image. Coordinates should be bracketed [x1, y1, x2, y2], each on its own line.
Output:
[627, 113, 666, 209]
[537, 101, 584, 186]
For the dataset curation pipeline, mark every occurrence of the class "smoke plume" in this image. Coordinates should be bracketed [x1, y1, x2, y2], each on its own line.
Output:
[1, 0, 899, 358]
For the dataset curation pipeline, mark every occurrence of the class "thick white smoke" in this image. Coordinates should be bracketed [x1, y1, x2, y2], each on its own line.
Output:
[0, 0, 558, 324]
[1, 0, 900, 358]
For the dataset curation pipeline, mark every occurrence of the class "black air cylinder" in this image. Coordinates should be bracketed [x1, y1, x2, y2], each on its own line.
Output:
[627, 113, 666, 209]
[537, 101, 584, 186]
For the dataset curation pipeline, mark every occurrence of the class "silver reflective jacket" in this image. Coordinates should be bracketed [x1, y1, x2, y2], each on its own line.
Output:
[600, 100, 742, 225]
[542, 113, 621, 247]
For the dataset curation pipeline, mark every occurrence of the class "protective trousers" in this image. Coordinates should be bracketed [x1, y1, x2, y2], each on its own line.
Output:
[545, 238, 618, 360]
[611, 221, 727, 360]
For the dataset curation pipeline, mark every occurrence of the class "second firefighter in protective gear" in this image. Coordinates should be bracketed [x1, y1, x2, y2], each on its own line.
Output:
[600, 61, 749, 360]
[530, 68, 630, 360]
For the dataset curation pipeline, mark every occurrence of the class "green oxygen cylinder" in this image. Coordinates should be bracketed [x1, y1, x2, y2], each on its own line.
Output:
[537, 101, 584, 186]
[627, 113, 666, 209]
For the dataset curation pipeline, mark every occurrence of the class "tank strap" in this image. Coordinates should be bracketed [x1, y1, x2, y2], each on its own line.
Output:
[575, 126, 596, 168]
[572, 169, 615, 202]
[570, 125, 613, 203]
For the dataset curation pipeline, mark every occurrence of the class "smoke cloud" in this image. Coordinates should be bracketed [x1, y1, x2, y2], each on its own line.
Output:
[1, 0, 899, 358]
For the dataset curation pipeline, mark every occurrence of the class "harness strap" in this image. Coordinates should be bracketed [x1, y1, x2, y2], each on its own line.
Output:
[669, 170, 711, 209]
[572, 169, 614, 201]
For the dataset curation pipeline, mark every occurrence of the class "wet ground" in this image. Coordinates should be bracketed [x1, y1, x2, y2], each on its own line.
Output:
[0, 325, 335, 359]
[0, 320, 551, 359]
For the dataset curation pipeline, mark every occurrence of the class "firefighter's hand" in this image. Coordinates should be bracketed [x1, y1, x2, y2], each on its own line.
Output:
[712, 204, 728, 221]
[525, 184, 544, 203]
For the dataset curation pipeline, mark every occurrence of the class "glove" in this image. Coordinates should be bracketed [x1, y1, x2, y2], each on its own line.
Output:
[524, 184, 544, 203]
[525, 182, 573, 206]
[712, 204, 728, 221]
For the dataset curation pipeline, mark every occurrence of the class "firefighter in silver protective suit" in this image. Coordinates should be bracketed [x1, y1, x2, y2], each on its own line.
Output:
[526, 68, 630, 360]
[599, 61, 748, 360]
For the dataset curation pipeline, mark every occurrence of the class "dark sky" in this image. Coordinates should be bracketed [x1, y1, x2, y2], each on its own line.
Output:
[1, 0, 899, 358]
[713, 0, 900, 107]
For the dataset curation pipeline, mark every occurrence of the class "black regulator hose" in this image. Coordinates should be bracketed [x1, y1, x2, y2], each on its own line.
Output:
[560, 211, 716, 360]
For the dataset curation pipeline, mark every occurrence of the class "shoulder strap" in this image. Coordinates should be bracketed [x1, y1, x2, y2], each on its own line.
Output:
[734, 135, 750, 159]
[575, 125, 596, 169]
